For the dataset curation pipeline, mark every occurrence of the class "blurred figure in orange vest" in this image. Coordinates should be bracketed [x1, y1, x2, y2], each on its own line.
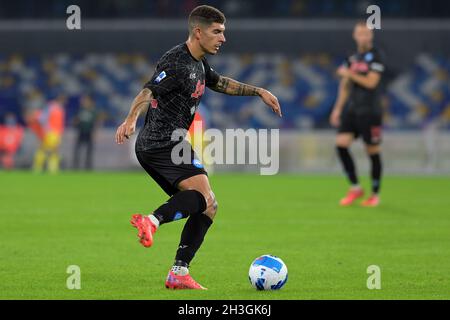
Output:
[0, 113, 24, 170]
[188, 105, 213, 173]
[29, 95, 67, 173]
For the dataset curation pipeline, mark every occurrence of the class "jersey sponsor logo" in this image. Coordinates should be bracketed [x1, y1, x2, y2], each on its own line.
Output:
[191, 80, 205, 99]
[189, 72, 196, 79]
[154, 71, 167, 83]
[350, 61, 369, 73]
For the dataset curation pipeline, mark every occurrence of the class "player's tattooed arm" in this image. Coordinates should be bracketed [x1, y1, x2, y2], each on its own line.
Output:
[127, 88, 153, 121]
[212, 76, 262, 96]
[213, 76, 282, 117]
[115, 88, 153, 144]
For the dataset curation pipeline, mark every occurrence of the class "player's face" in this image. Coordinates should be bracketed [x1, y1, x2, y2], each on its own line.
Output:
[199, 22, 226, 55]
[353, 25, 373, 50]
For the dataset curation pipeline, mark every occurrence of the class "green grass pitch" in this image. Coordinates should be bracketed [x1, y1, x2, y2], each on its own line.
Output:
[0, 171, 449, 299]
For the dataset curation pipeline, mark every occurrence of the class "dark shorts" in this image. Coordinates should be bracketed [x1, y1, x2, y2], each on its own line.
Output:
[338, 111, 383, 145]
[136, 141, 207, 196]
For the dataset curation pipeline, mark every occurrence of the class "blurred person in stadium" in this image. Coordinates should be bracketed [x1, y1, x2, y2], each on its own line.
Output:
[187, 103, 215, 174]
[0, 113, 24, 170]
[29, 94, 66, 174]
[72, 94, 101, 170]
[330, 21, 385, 207]
[115, 5, 281, 290]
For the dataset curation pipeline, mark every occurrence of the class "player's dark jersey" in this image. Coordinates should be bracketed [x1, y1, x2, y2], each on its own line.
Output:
[136, 43, 220, 151]
[342, 47, 385, 115]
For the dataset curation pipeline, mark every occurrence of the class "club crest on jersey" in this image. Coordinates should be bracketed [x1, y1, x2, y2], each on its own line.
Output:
[365, 52, 374, 62]
[154, 71, 167, 83]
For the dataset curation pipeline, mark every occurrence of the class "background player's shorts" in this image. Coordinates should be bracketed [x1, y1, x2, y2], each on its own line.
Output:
[136, 141, 207, 196]
[338, 111, 382, 145]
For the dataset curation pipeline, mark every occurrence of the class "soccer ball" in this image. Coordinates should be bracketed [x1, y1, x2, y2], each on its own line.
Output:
[248, 255, 288, 290]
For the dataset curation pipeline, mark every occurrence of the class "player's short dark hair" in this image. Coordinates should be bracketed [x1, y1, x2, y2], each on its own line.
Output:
[188, 5, 226, 34]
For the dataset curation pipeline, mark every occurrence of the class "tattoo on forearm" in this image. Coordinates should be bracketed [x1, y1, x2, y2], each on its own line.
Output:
[214, 76, 260, 96]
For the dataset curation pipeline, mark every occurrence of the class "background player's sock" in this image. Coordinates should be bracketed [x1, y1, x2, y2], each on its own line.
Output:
[370, 153, 382, 194]
[33, 148, 46, 173]
[151, 190, 206, 226]
[175, 213, 213, 266]
[337, 147, 359, 186]
[48, 153, 60, 174]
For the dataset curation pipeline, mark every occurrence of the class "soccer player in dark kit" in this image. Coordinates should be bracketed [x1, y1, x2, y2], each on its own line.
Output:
[330, 21, 385, 207]
[115, 5, 281, 289]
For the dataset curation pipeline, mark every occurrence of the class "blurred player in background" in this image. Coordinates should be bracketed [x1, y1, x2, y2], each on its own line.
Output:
[29, 94, 66, 173]
[115, 5, 281, 290]
[0, 113, 24, 170]
[330, 21, 385, 207]
[188, 104, 214, 174]
[72, 94, 101, 170]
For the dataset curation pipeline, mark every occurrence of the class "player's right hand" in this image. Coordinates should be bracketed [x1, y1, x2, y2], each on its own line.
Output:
[115, 120, 136, 144]
[330, 110, 341, 127]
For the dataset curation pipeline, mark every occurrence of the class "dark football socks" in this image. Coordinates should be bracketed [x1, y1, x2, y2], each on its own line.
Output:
[174, 213, 213, 267]
[370, 153, 382, 194]
[337, 146, 359, 186]
[152, 190, 207, 225]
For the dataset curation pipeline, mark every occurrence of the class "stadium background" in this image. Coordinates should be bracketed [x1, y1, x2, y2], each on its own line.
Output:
[1, 0, 450, 300]
[1, 0, 450, 173]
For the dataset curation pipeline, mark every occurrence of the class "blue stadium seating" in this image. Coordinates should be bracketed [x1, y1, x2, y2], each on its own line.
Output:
[1, 53, 449, 129]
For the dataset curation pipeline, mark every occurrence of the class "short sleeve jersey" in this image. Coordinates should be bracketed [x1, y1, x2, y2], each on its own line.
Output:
[342, 47, 385, 115]
[136, 43, 220, 151]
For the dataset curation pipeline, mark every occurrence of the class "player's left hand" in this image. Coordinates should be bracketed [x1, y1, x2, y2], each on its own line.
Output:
[260, 89, 282, 117]
[337, 66, 351, 78]
[115, 120, 136, 144]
